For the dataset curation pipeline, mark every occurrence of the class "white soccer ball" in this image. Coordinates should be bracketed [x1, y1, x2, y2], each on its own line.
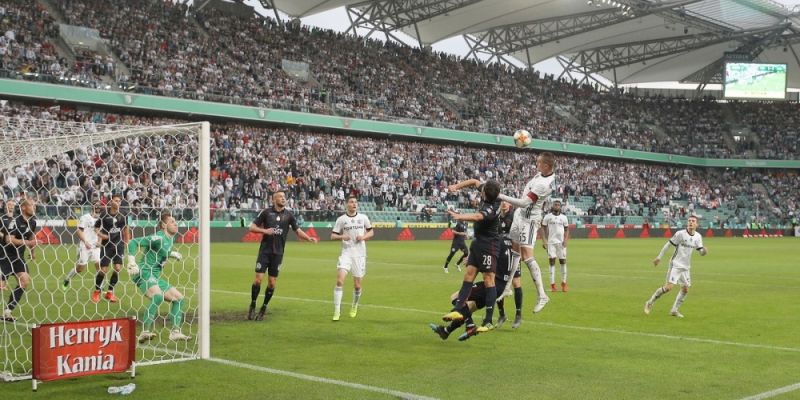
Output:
[513, 129, 532, 148]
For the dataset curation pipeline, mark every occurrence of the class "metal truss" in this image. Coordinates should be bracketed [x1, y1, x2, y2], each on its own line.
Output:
[346, 0, 482, 46]
[465, 0, 701, 59]
[571, 24, 787, 73]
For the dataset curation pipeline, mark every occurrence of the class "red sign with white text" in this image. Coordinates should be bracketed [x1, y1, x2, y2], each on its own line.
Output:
[32, 318, 136, 381]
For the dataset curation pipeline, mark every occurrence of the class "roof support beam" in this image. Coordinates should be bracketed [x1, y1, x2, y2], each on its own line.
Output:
[468, 0, 702, 56]
[346, 0, 483, 46]
[572, 24, 788, 73]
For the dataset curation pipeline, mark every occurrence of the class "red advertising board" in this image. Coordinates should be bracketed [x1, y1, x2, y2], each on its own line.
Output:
[32, 318, 136, 382]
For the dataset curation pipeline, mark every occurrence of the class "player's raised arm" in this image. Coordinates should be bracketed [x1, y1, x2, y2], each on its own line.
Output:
[447, 178, 482, 193]
[448, 209, 484, 223]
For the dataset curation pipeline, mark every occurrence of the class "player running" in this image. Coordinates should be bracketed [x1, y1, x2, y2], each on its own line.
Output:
[62, 203, 102, 290]
[443, 216, 469, 274]
[644, 215, 708, 318]
[93, 195, 129, 303]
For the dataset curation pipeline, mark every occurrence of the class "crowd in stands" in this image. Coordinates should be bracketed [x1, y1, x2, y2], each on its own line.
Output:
[0, 102, 796, 228]
[1, 0, 797, 160]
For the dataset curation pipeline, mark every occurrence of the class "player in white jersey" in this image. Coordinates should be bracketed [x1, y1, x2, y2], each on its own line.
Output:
[496, 152, 556, 313]
[62, 203, 102, 290]
[644, 215, 708, 318]
[542, 200, 569, 292]
[330, 196, 373, 321]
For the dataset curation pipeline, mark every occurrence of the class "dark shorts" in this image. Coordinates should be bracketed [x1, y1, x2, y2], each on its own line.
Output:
[0, 258, 27, 277]
[101, 241, 125, 267]
[256, 252, 284, 277]
[467, 242, 498, 274]
[450, 242, 468, 253]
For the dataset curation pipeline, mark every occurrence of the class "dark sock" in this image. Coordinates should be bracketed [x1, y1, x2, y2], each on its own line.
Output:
[108, 271, 119, 291]
[483, 285, 497, 325]
[497, 299, 506, 318]
[95, 272, 105, 290]
[460, 305, 474, 326]
[263, 287, 275, 307]
[457, 254, 467, 265]
[453, 281, 473, 309]
[514, 287, 523, 315]
[444, 250, 456, 266]
[250, 283, 261, 306]
[8, 287, 25, 310]
[447, 319, 465, 332]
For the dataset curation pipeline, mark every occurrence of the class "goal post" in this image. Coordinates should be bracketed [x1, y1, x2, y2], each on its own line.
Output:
[0, 116, 211, 381]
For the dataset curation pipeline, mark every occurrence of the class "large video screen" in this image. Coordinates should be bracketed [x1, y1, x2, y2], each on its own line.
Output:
[724, 63, 787, 100]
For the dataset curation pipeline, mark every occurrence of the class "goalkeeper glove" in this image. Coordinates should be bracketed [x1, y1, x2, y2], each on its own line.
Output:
[126, 255, 140, 276]
[169, 251, 182, 261]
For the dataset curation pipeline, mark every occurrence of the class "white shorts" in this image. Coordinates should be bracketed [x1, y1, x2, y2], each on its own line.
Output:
[337, 254, 366, 278]
[546, 243, 567, 259]
[77, 246, 101, 265]
[510, 216, 541, 248]
[666, 267, 691, 287]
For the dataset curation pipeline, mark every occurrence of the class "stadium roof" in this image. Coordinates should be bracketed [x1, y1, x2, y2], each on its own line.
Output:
[264, 0, 800, 89]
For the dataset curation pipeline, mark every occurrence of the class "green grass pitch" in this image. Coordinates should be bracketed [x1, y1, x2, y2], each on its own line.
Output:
[2, 238, 799, 399]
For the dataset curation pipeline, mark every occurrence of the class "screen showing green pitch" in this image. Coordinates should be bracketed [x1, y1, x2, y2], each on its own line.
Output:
[724, 63, 787, 100]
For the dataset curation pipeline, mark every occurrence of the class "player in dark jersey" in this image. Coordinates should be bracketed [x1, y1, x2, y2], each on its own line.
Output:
[248, 190, 318, 321]
[441, 179, 502, 335]
[93, 195, 129, 303]
[495, 201, 524, 329]
[0, 199, 16, 292]
[1, 199, 38, 322]
[443, 217, 469, 273]
[429, 202, 520, 340]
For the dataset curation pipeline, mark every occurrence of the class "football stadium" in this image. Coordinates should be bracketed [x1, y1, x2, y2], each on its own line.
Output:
[0, 0, 798, 398]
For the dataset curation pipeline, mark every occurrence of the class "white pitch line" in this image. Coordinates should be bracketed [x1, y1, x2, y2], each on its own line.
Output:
[208, 357, 440, 400]
[212, 289, 800, 354]
[738, 381, 800, 400]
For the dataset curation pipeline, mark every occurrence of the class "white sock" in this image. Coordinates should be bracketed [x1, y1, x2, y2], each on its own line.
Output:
[648, 286, 667, 304]
[65, 267, 80, 281]
[671, 290, 687, 312]
[561, 263, 567, 283]
[353, 288, 362, 307]
[525, 258, 546, 299]
[333, 287, 343, 313]
[501, 250, 521, 294]
[549, 265, 556, 285]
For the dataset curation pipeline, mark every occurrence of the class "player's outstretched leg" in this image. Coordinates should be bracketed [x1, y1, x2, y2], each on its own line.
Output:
[428, 323, 450, 340]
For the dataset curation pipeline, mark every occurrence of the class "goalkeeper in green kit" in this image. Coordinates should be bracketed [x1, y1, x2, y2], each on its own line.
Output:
[126, 212, 191, 343]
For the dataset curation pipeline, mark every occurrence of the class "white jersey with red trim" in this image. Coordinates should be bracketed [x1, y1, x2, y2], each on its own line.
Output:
[515, 172, 556, 221]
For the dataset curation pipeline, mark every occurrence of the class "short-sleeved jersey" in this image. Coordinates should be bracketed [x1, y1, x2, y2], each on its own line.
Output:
[253, 207, 299, 255]
[95, 211, 127, 245]
[0, 213, 13, 260]
[127, 231, 174, 278]
[542, 212, 569, 244]
[666, 230, 704, 270]
[332, 212, 372, 257]
[451, 221, 467, 246]
[473, 199, 502, 247]
[78, 213, 99, 246]
[516, 172, 556, 220]
[2, 215, 37, 261]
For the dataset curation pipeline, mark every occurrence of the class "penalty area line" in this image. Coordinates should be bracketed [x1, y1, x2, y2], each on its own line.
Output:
[738, 381, 800, 400]
[207, 357, 440, 400]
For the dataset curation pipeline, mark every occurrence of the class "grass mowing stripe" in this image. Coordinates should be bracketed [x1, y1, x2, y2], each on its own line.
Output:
[212, 289, 800, 354]
[738, 381, 800, 400]
[208, 357, 440, 400]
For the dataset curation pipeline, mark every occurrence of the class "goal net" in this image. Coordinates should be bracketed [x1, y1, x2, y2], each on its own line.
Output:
[0, 115, 210, 381]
